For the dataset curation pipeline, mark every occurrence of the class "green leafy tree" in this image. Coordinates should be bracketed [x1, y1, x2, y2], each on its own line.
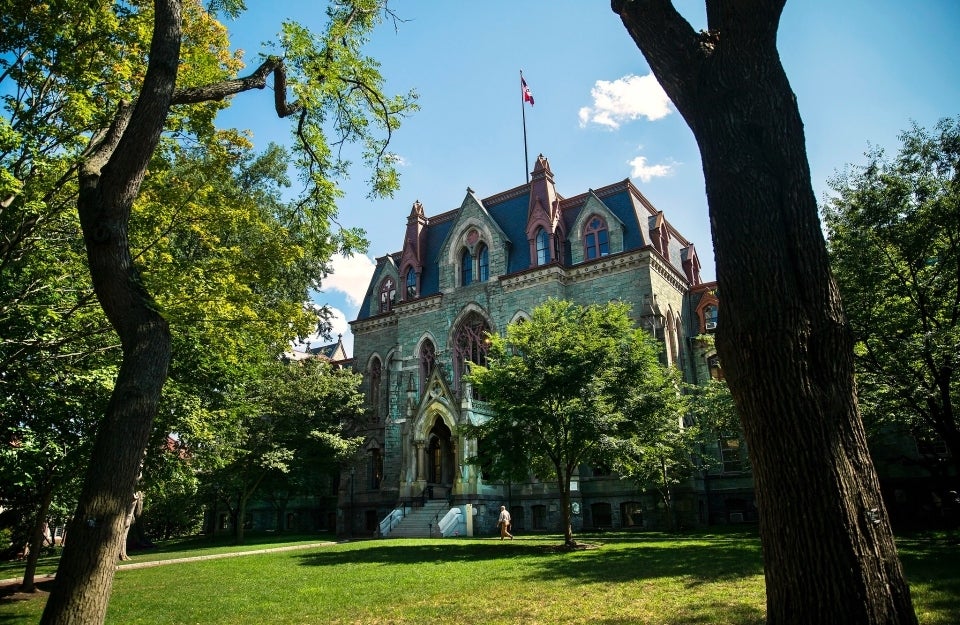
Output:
[202, 357, 364, 544]
[465, 299, 665, 547]
[612, 2, 916, 622]
[617, 368, 697, 531]
[823, 118, 960, 473]
[2, 1, 416, 622]
[0, 365, 110, 592]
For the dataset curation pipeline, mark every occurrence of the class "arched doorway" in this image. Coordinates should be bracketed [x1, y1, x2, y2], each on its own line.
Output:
[426, 417, 453, 497]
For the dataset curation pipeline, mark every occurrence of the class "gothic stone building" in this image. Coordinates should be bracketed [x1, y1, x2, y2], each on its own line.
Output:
[342, 154, 751, 536]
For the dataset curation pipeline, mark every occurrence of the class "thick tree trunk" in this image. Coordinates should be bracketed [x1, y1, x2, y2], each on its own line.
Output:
[613, 2, 916, 624]
[38, 2, 181, 624]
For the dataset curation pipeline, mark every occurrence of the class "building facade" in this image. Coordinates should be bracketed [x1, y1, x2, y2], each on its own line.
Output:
[343, 155, 751, 536]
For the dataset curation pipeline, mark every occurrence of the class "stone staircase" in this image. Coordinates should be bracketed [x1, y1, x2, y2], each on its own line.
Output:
[385, 501, 450, 538]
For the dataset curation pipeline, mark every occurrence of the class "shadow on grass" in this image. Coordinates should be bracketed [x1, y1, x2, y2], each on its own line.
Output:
[294, 532, 765, 586]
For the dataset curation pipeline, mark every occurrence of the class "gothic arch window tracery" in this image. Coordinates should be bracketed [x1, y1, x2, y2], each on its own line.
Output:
[419, 338, 436, 395]
[583, 215, 609, 260]
[453, 312, 491, 396]
[378, 277, 396, 314]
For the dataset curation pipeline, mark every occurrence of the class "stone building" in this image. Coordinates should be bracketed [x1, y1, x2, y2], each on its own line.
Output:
[342, 154, 752, 537]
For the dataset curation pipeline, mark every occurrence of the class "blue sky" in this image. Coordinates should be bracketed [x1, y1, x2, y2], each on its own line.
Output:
[216, 1, 960, 356]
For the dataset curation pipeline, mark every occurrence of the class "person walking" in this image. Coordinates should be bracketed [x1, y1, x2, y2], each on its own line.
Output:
[497, 505, 513, 540]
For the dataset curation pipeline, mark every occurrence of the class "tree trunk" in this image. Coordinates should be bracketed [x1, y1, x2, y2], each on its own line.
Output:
[613, 2, 916, 624]
[658, 457, 675, 532]
[38, 2, 181, 624]
[236, 494, 249, 545]
[118, 492, 143, 561]
[21, 482, 54, 593]
[557, 466, 575, 547]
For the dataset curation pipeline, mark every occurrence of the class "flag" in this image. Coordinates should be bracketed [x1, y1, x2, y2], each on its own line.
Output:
[521, 76, 535, 106]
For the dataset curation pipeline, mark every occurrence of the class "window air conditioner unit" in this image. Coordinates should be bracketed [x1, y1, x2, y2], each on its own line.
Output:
[705, 321, 717, 330]
[729, 512, 744, 523]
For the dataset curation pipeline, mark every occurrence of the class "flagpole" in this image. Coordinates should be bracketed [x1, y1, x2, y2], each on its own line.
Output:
[520, 69, 529, 184]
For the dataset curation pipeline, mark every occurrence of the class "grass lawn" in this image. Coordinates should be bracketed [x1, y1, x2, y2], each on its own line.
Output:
[1, 529, 957, 624]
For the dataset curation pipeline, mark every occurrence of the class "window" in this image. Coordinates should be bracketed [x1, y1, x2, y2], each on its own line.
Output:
[369, 357, 382, 422]
[378, 278, 395, 314]
[703, 304, 718, 331]
[460, 249, 473, 286]
[584, 215, 609, 260]
[453, 312, 490, 395]
[477, 244, 489, 282]
[707, 353, 724, 381]
[591, 502, 612, 528]
[535, 228, 550, 265]
[719, 436, 745, 473]
[419, 339, 436, 393]
[405, 267, 417, 299]
[621, 502, 643, 528]
[370, 448, 383, 489]
[532, 505, 547, 530]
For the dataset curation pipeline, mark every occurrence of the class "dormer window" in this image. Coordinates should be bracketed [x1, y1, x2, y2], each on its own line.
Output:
[478, 244, 489, 282]
[703, 304, 718, 332]
[405, 267, 417, 299]
[536, 228, 550, 265]
[378, 277, 396, 314]
[461, 249, 473, 286]
[584, 215, 609, 260]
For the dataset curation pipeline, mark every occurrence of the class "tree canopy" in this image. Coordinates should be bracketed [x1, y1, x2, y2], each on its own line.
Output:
[465, 298, 668, 546]
[2, 1, 417, 622]
[823, 117, 960, 473]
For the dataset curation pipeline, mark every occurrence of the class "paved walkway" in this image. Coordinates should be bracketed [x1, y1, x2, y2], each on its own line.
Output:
[1, 541, 338, 587]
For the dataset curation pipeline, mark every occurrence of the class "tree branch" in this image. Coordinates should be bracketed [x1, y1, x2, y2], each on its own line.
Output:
[171, 56, 303, 118]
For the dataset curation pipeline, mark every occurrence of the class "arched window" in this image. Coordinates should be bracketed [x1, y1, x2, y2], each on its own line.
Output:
[583, 215, 609, 260]
[419, 339, 436, 394]
[477, 244, 489, 282]
[460, 249, 473, 286]
[453, 312, 490, 394]
[535, 228, 550, 265]
[405, 267, 417, 299]
[369, 357, 382, 421]
[378, 278, 395, 314]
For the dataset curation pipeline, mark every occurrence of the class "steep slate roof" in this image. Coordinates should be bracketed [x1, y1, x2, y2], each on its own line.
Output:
[356, 162, 695, 321]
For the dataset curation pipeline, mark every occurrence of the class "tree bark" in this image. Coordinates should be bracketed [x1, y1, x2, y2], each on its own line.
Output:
[20, 482, 54, 593]
[38, 2, 181, 623]
[557, 465, 575, 547]
[612, 1, 916, 624]
[118, 492, 143, 561]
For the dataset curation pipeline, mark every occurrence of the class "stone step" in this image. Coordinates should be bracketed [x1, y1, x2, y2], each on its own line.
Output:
[383, 501, 449, 538]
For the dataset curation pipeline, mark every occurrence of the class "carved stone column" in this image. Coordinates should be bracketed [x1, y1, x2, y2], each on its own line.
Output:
[414, 440, 425, 481]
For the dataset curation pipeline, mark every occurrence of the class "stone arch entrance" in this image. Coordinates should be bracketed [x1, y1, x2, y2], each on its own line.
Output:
[426, 417, 453, 497]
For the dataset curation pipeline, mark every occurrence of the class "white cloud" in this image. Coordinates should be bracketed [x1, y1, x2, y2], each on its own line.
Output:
[292, 306, 354, 357]
[322, 253, 376, 308]
[629, 155, 674, 182]
[578, 74, 672, 129]
[325, 306, 353, 354]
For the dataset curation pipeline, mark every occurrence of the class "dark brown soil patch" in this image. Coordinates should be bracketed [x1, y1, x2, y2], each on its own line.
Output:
[0, 578, 54, 603]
